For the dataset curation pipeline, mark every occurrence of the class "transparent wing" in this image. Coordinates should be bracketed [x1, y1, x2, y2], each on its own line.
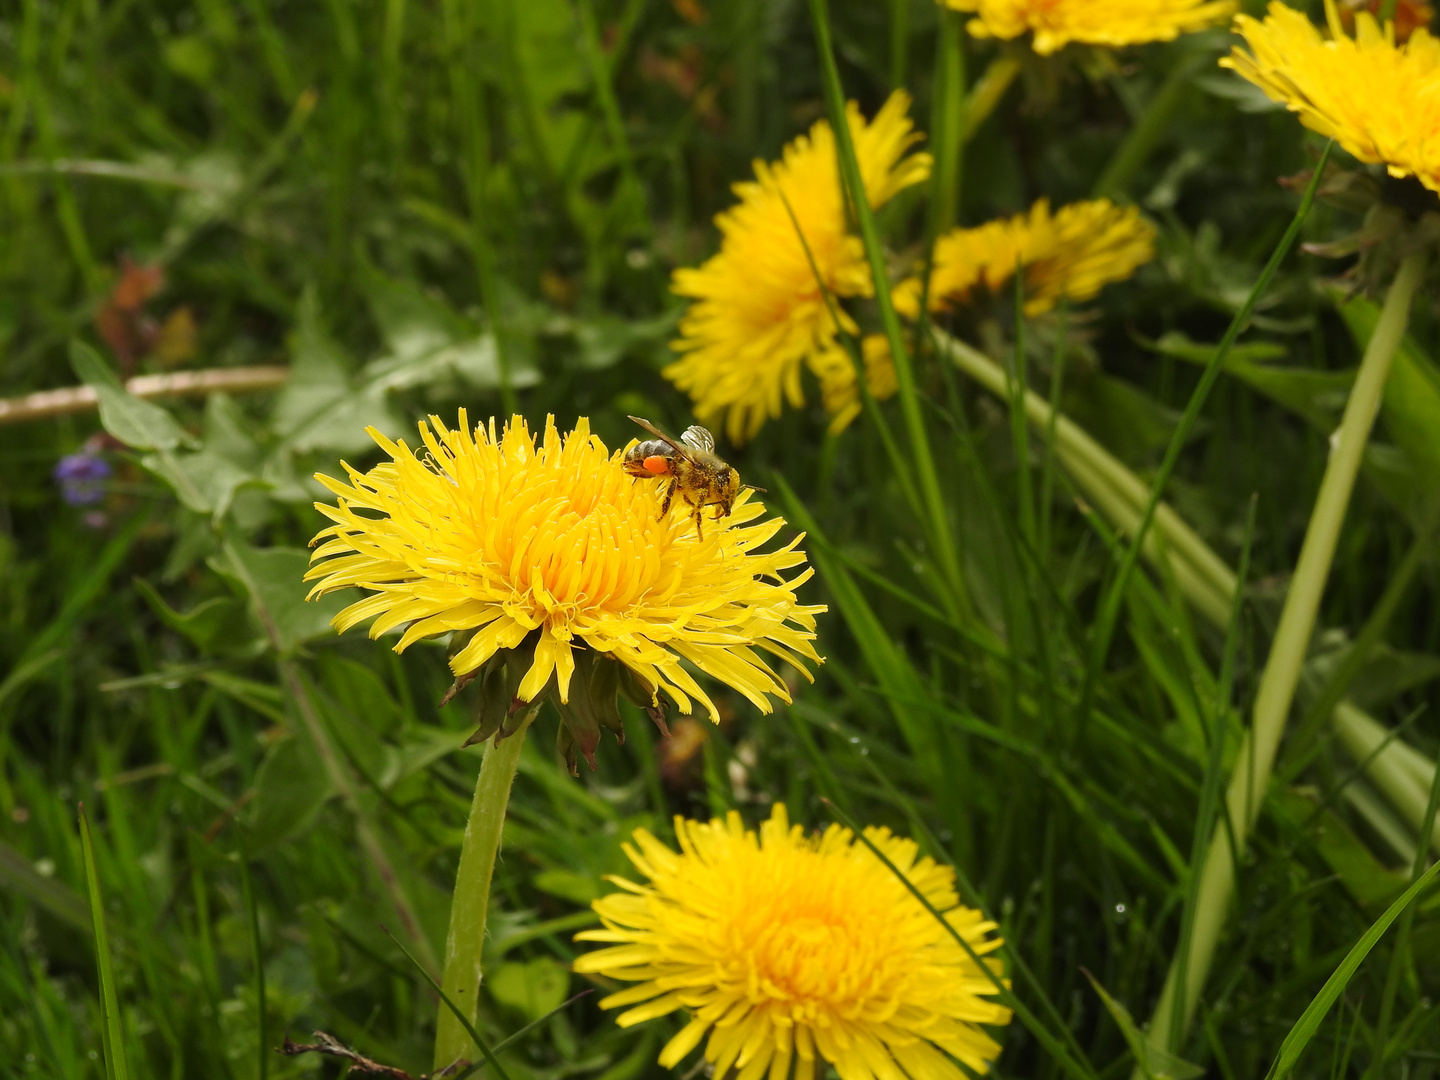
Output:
[681, 426, 716, 454]
[627, 415, 685, 453]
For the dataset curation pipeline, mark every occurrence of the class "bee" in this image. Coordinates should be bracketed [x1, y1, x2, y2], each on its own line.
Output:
[622, 416, 763, 540]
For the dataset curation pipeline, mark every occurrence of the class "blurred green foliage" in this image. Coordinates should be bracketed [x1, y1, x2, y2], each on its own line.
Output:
[3, 0, 1440, 1078]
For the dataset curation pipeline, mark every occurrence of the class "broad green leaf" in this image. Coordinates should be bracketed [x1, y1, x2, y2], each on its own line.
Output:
[1274, 790, 1407, 908]
[143, 450, 257, 521]
[573, 312, 676, 371]
[361, 264, 469, 363]
[532, 869, 602, 905]
[1334, 292, 1440, 489]
[272, 287, 365, 443]
[69, 340, 190, 451]
[133, 578, 257, 655]
[213, 540, 348, 653]
[246, 732, 335, 855]
[1151, 330, 1355, 432]
[487, 957, 571, 1023]
[381, 725, 468, 788]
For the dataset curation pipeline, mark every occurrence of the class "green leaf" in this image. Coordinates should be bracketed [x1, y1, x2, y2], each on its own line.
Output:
[1266, 857, 1440, 1079]
[1334, 292, 1440, 490]
[69, 340, 190, 451]
[1083, 970, 1204, 1080]
[133, 578, 257, 655]
[1273, 790, 1408, 908]
[246, 732, 335, 855]
[572, 312, 676, 371]
[143, 450, 258, 521]
[213, 540, 348, 654]
[532, 869, 602, 905]
[488, 957, 571, 1024]
[1150, 330, 1355, 432]
[80, 807, 130, 1080]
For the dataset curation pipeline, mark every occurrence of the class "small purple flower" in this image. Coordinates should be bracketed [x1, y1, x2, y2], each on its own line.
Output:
[54, 451, 112, 506]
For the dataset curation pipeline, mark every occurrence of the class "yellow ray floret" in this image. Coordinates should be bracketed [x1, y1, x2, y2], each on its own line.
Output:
[895, 198, 1156, 319]
[665, 91, 931, 444]
[943, 0, 1234, 53]
[1224, 0, 1440, 194]
[305, 413, 824, 722]
[575, 805, 1012, 1080]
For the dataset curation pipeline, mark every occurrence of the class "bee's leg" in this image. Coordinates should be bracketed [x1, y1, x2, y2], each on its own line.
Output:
[694, 509, 704, 542]
[659, 479, 676, 519]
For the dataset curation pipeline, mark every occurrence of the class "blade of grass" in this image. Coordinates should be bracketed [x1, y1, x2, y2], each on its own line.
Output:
[807, 0, 965, 606]
[1370, 744, 1440, 1075]
[80, 804, 129, 1080]
[239, 855, 267, 1080]
[1073, 143, 1333, 741]
[1140, 243, 1430, 1064]
[1169, 497, 1256, 1057]
[381, 924, 513, 1080]
[451, 991, 595, 1080]
[1264, 857, 1440, 1080]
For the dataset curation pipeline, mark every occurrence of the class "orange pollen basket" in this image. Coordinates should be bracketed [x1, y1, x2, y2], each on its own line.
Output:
[643, 455, 672, 475]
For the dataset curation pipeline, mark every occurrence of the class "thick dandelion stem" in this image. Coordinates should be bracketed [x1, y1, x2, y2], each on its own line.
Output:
[434, 715, 534, 1070]
[1138, 248, 1428, 1063]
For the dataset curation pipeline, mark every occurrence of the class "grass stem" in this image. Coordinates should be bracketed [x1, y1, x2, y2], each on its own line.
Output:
[807, 0, 965, 604]
[1138, 248, 1429, 1062]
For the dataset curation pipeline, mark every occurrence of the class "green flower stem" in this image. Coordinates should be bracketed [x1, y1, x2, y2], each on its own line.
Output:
[1334, 703, 1440, 852]
[1138, 248, 1428, 1058]
[938, 324, 1440, 857]
[939, 312, 1440, 1049]
[936, 328, 1237, 620]
[434, 715, 535, 1070]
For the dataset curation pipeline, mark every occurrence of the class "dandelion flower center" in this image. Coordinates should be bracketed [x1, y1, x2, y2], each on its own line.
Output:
[575, 806, 1012, 1080]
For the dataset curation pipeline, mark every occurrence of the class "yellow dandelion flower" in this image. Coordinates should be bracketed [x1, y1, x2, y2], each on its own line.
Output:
[305, 413, 824, 731]
[894, 198, 1156, 319]
[943, 0, 1234, 54]
[1224, 0, 1440, 194]
[810, 334, 901, 434]
[574, 805, 1012, 1080]
[664, 91, 932, 444]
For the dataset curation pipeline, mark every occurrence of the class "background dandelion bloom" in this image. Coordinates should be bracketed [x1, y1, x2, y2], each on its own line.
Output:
[944, 0, 1234, 53]
[306, 413, 823, 722]
[1224, 0, 1440, 192]
[664, 92, 931, 444]
[895, 198, 1156, 318]
[574, 805, 1012, 1080]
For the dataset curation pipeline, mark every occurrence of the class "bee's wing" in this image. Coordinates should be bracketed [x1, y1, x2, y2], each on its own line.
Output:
[680, 426, 716, 454]
[628, 415, 695, 460]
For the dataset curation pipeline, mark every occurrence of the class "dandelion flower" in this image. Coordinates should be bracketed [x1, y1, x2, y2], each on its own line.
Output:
[894, 198, 1156, 319]
[810, 335, 901, 433]
[306, 414, 824, 755]
[574, 805, 1012, 1080]
[943, 0, 1234, 54]
[1224, 0, 1440, 194]
[665, 91, 931, 444]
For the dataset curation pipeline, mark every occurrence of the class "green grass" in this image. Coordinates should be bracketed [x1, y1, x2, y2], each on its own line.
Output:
[3, 0, 1440, 1078]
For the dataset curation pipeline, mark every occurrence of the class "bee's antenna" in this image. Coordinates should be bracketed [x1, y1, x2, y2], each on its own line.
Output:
[741, 484, 767, 493]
